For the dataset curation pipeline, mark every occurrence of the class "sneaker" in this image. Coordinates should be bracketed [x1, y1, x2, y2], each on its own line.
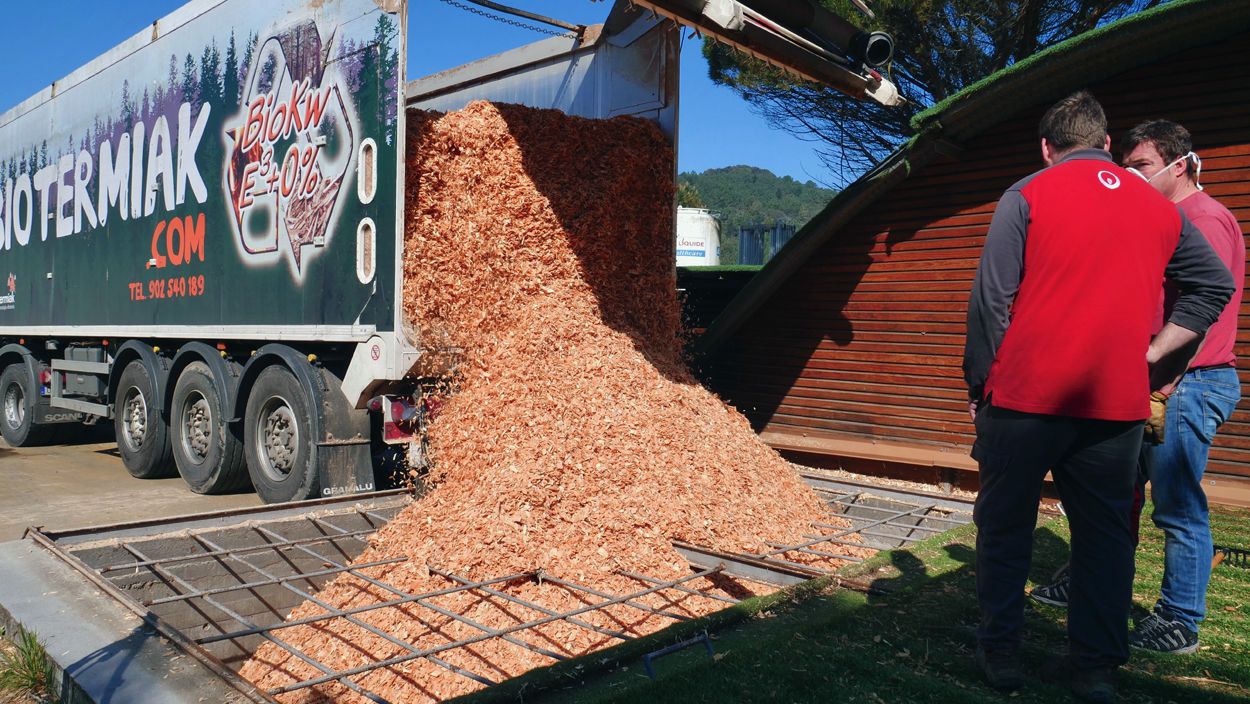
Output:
[976, 644, 1024, 691]
[1030, 563, 1071, 607]
[1044, 658, 1117, 704]
[1129, 609, 1199, 654]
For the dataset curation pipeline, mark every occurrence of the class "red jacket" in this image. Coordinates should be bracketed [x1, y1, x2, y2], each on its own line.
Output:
[964, 149, 1233, 420]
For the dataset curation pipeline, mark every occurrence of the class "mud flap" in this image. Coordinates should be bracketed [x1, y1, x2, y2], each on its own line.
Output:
[312, 365, 377, 498]
[34, 406, 84, 425]
[316, 441, 375, 498]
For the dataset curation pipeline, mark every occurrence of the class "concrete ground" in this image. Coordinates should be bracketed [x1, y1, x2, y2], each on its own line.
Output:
[0, 427, 260, 541]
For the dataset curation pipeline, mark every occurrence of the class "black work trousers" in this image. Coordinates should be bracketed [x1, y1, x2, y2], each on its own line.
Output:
[972, 404, 1141, 669]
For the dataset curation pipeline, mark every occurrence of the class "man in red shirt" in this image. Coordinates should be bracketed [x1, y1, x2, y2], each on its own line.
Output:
[1121, 121, 1244, 653]
[963, 93, 1233, 701]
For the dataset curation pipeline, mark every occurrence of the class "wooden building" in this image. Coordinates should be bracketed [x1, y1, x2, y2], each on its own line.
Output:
[696, 0, 1250, 505]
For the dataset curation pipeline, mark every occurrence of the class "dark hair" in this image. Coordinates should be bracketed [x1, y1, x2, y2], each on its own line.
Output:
[1121, 119, 1197, 178]
[1038, 90, 1107, 152]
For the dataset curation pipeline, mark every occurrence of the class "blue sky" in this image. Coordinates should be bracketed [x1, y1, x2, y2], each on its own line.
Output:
[0, 0, 834, 184]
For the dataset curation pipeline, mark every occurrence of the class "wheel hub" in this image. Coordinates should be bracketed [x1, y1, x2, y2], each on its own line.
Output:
[122, 388, 148, 451]
[3, 383, 23, 430]
[258, 401, 298, 479]
[181, 394, 213, 463]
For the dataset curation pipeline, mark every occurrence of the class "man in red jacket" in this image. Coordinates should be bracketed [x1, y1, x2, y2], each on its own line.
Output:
[963, 92, 1233, 702]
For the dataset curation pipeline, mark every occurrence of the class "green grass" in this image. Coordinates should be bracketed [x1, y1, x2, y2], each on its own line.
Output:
[456, 503, 1250, 704]
[0, 627, 54, 703]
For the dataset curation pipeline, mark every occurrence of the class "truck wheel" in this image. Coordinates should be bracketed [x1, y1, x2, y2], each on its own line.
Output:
[172, 362, 249, 494]
[0, 365, 53, 447]
[114, 360, 175, 478]
[244, 365, 319, 503]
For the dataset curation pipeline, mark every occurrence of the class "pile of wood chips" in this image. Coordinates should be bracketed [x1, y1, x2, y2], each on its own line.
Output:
[240, 102, 863, 703]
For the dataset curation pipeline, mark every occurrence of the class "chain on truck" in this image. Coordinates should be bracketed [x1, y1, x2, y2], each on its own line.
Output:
[0, 0, 898, 503]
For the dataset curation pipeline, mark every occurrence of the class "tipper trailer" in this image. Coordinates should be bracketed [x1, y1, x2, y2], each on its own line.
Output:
[0, 0, 899, 503]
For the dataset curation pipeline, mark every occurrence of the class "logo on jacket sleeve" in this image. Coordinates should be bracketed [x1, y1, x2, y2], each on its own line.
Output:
[1097, 170, 1121, 189]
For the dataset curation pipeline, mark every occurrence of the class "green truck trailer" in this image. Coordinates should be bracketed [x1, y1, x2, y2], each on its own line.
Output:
[0, 0, 897, 503]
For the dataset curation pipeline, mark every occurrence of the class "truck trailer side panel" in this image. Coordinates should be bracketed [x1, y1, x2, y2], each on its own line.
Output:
[0, 0, 404, 339]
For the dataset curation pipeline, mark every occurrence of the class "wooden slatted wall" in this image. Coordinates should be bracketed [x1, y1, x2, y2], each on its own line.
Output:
[710, 33, 1250, 484]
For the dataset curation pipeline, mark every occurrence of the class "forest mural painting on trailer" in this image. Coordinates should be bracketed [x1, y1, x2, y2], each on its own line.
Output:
[0, 0, 401, 330]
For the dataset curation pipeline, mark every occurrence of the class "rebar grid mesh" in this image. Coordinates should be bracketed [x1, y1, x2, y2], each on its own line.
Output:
[75, 504, 737, 702]
[745, 484, 974, 575]
[50, 480, 974, 702]
[261, 567, 731, 698]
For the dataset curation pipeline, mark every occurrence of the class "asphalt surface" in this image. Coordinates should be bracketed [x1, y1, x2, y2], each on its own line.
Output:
[0, 426, 260, 541]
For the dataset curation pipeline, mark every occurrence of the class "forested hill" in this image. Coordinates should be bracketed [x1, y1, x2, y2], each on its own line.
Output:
[677, 165, 835, 245]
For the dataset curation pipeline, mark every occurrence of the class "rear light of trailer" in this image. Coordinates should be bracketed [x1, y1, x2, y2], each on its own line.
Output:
[370, 395, 421, 444]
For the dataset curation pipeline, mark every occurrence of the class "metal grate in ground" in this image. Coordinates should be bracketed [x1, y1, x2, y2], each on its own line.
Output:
[676, 474, 975, 586]
[249, 568, 733, 700]
[28, 491, 736, 702]
[27, 475, 974, 702]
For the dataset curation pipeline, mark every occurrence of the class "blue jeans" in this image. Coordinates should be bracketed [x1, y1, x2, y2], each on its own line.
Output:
[1142, 366, 1241, 633]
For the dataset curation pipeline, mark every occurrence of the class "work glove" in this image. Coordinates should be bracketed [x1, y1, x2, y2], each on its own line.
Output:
[1144, 391, 1168, 444]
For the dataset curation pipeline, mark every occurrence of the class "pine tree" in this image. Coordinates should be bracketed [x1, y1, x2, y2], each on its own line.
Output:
[104, 115, 117, 149]
[258, 53, 277, 93]
[239, 32, 258, 90]
[223, 31, 240, 103]
[120, 79, 135, 131]
[372, 15, 398, 140]
[152, 80, 165, 121]
[166, 54, 179, 111]
[200, 40, 222, 105]
[182, 53, 198, 105]
[356, 28, 378, 137]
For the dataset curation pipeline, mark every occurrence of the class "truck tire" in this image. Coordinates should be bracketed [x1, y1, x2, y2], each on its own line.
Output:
[0, 365, 53, 447]
[244, 365, 319, 503]
[172, 362, 249, 494]
[114, 360, 176, 478]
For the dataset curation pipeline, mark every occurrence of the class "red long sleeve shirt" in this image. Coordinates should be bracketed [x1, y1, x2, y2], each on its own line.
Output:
[1153, 190, 1245, 368]
[963, 150, 1234, 421]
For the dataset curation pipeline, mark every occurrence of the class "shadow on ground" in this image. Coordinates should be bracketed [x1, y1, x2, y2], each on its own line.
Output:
[479, 518, 1250, 704]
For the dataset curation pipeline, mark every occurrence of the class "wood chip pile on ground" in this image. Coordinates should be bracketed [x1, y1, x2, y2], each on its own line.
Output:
[241, 101, 863, 702]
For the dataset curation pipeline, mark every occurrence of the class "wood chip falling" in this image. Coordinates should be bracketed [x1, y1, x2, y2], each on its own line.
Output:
[240, 101, 863, 702]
